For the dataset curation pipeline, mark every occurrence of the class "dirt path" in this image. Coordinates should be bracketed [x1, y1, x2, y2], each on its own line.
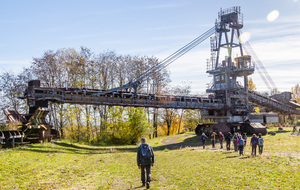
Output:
[161, 133, 196, 147]
[161, 133, 300, 158]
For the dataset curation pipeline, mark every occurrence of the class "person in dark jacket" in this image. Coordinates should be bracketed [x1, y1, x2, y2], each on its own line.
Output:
[250, 134, 258, 157]
[137, 137, 154, 189]
[237, 135, 244, 156]
[242, 133, 247, 146]
[225, 132, 232, 151]
[201, 132, 208, 149]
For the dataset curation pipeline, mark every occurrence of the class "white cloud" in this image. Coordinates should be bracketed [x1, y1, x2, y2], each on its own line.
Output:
[0, 60, 31, 73]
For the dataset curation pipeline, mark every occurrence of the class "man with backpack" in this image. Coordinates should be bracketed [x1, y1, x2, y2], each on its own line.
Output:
[137, 137, 155, 189]
[258, 133, 264, 155]
[237, 135, 244, 155]
[250, 134, 258, 157]
[232, 133, 238, 152]
[225, 132, 232, 151]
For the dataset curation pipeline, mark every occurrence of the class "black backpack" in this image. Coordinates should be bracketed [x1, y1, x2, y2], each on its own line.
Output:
[225, 135, 231, 141]
[252, 136, 258, 143]
[141, 144, 153, 163]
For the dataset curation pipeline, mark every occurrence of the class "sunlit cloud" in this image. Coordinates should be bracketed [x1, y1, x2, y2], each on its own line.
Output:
[267, 10, 280, 22]
[239, 32, 251, 43]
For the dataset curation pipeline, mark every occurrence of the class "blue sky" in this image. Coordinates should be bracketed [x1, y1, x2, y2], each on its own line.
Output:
[0, 0, 299, 94]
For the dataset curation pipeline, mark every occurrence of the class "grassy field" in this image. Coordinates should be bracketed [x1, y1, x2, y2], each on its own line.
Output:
[0, 127, 300, 189]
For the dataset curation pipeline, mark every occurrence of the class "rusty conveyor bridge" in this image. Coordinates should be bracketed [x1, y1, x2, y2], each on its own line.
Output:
[248, 90, 300, 115]
[21, 81, 299, 115]
[22, 83, 226, 110]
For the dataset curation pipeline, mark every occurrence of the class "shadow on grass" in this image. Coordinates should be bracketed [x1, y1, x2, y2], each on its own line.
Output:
[17, 142, 138, 155]
[18, 134, 215, 154]
[222, 151, 234, 154]
[19, 141, 198, 155]
[274, 130, 292, 134]
[239, 156, 251, 159]
[153, 134, 215, 151]
[131, 185, 144, 189]
[226, 155, 240, 158]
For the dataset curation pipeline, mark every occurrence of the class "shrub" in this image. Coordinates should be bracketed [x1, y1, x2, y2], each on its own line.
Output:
[268, 131, 276, 135]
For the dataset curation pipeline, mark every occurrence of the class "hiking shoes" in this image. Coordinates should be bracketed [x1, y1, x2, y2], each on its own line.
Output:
[146, 182, 150, 189]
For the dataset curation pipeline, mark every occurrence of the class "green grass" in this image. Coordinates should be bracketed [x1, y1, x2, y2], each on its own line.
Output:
[246, 127, 300, 152]
[0, 129, 300, 189]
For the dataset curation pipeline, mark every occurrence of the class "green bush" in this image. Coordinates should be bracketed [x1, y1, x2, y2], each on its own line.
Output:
[97, 107, 151, 145]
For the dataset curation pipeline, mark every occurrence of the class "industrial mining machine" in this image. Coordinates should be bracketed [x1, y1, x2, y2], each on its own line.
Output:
[1, 6, 299, 147]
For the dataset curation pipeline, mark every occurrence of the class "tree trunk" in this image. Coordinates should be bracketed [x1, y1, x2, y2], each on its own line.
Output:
[85, 105, 90, 142]
[153, 108, 158, 137]
[178, 110, 184, 134]
[59, 104, 64, 138]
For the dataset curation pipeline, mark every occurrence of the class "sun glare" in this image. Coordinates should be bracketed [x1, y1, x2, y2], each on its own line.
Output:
[267, 10, 280, 22]
[239, 32, 251, 43]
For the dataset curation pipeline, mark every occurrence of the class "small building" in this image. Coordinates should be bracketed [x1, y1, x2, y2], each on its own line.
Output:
[249, 112, 278, 124]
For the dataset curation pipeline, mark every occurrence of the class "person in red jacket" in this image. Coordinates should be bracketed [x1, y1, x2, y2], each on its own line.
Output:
[232, 133, 238, 152]
[219, 132, 224, 149]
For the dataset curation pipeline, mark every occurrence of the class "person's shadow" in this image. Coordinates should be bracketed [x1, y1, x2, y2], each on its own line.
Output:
[131, 185, 145, 189]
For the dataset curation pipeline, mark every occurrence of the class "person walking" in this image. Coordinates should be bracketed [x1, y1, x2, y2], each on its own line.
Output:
[201, 132, 208, 149]
[258, 133, 264, 155]
[242, 133, 247, 146]
[137, 137, 154, 189]
[237, 135, 244, 156]
[219, 132, 224, 149]
[250, 134, 258, 157]
[225, 132, 232, 151]
[293, 125, 297, 133]
[211, 132, 216, 148]
[232, 133, 238, 152]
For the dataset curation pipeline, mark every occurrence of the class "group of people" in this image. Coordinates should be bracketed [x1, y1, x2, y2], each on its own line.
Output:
[136, 132, 265, 188]
[201, 131, 264, 156]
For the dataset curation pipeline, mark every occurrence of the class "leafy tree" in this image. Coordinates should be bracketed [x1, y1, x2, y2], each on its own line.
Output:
[162, 108, 175, 136]
[292, 84, 300, 104]
[183, 110, 208, 130]
[270, 88, 280, 96]
[0, 71, 27, 112]
[248, 77, 256, 91]
[100, 107, 150, 145]
[248, 77, 260, 113]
